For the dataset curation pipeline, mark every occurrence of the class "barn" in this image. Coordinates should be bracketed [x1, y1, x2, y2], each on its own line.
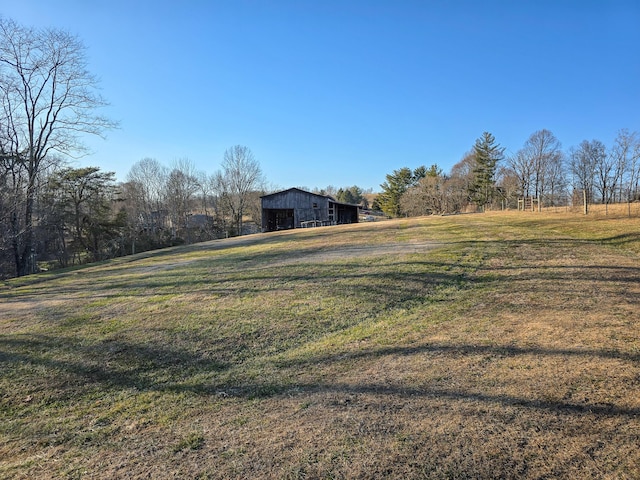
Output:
[261, 188, 359, 232]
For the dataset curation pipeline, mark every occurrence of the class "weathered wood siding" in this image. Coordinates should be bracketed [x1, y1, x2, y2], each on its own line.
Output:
[261, 188, 358, 231]
[262, 189, 330, 230]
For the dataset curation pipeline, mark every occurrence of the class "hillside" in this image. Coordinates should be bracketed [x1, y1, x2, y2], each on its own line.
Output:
[1, 210, 639, 479]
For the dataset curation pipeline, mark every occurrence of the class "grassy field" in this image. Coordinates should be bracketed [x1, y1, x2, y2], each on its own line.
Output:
[1, 207, 639, 479]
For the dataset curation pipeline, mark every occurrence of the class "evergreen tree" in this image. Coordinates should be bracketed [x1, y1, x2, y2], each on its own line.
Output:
[336, 185, 364, 205]
[44, 167, 121, 263]
[469, 132, 504, 210]
[377, 167, 426, 217]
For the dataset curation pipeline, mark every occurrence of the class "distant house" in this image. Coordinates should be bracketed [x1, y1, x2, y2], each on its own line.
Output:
[186, 214, 214, 229]
[261, 188, 359, 232]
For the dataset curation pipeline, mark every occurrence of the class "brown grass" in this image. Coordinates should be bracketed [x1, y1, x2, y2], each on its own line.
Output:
[1, 209, 639, 479]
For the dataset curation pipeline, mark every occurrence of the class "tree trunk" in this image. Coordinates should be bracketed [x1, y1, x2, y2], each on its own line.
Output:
[16, 181, 36, 276]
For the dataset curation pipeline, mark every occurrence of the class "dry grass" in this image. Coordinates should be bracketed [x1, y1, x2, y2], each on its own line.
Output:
[1, 209, 639, 479]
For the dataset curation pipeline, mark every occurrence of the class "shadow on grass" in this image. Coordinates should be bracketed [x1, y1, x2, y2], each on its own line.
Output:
[0, 333, 229, 393]
[2, 333, 638, 419]
[303, 381, 640, 418]
[4, 231, 638, 300]
[599, 232, 640, 247]
[2, 229, 639, 424]
[274, 342, 640, 369]
[3, 259, 636, 314]
[213, 338, 640, 419]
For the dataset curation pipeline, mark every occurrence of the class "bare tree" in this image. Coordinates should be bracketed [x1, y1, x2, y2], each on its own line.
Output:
[569, 140, 602, 213]
[210, 170, 230, 234]
[585, 140, 611, 205]
[629, 136, 640, 202]
[448, 152, 476, 210]
[495, 165, 521, 209]
[126, 158, 168, 233]
[520, 130, 563, 211]
[0, 18, 115, 276]
[400, 165, 449, 216]
[545, 153, 567, 208]
[218, 145, 265, 235]
[610, 129, 640, 206]
[403, 176, 444, 215]
[118, 180, 146, 255]
[165, 158, 200, 241]
[507, 149, 534, 209]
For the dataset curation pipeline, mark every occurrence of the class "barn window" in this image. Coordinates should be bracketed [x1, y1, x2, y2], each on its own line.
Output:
[312, 202, 318, 208]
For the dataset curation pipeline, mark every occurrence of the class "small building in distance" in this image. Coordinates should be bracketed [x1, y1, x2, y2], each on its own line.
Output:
[261, 188, 359, 232]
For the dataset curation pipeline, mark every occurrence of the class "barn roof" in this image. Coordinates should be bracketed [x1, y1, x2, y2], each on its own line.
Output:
[260, 187, 331, 200]
[260, 187, 360, 207]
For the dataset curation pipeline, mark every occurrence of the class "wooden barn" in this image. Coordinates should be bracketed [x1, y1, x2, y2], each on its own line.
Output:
[261, 188, 359, 232]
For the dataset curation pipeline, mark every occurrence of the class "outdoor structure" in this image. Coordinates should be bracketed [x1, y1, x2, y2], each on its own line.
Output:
[518, 197, 540, 212]
[261, 188, 359, 232]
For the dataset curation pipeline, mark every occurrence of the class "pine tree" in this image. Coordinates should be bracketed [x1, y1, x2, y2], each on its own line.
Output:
[469, 132, 504, 210]
[377, 167, 426, 217]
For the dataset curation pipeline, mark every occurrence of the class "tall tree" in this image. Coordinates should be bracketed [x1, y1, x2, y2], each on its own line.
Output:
[518, 130, 563, 211]
[127, 158, 167, 213]
[400, 164, 448, 216]
[590, 140, 615, 206]
[118, 180, 146, 255]
[495, 165, 521, 209]
[336, 185, 364, 205]
[217, 145, 264, 236]
[0, 18, 114, 276]
[609, 129, 640, 205]
[45, 167, 120, 264]
[469, 132, 504, 210]
[507, 150, 534, 207]
[545, 153, 567, 208]
[165, 158, 200, 241]
[377, 166, 426, 217]
[448, 152, 476, 210]
[569, 140, 602, 213]
[126, 157, 168, 236]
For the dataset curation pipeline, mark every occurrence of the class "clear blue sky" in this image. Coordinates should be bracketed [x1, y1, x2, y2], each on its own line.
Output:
[2, 0, 639, 191]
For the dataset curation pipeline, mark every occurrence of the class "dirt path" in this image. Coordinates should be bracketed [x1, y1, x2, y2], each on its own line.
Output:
[0, 232, 439, 321]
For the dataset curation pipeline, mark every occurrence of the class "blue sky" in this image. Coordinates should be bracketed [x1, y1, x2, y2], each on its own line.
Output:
[2, 0, 639, 191]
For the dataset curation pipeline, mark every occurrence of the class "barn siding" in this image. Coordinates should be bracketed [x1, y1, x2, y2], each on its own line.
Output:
[261, 188, 358, 232]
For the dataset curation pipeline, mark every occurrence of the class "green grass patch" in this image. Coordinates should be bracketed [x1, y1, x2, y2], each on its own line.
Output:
[2, 212, 640, 478]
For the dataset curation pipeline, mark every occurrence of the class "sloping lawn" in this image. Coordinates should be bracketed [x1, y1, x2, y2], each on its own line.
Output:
[1, 210, 639, 479]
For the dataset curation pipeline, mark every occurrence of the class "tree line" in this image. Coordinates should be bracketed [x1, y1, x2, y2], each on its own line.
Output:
[311, 185, 371, 208]
[3, 17, 639, 278]
[0, 18, 272, 278]
[1, 143, 267, 278]
[0, 17, 370, 279]
[375, 129, 640, 218]
[0, 18, 117, 277]
[122, 147, 265, 254]
[0, 17, 374, 279]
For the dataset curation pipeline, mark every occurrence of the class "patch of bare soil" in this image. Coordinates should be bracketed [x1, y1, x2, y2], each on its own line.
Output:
[0, 237, 438, 323]
[275, 240, 439, 265]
